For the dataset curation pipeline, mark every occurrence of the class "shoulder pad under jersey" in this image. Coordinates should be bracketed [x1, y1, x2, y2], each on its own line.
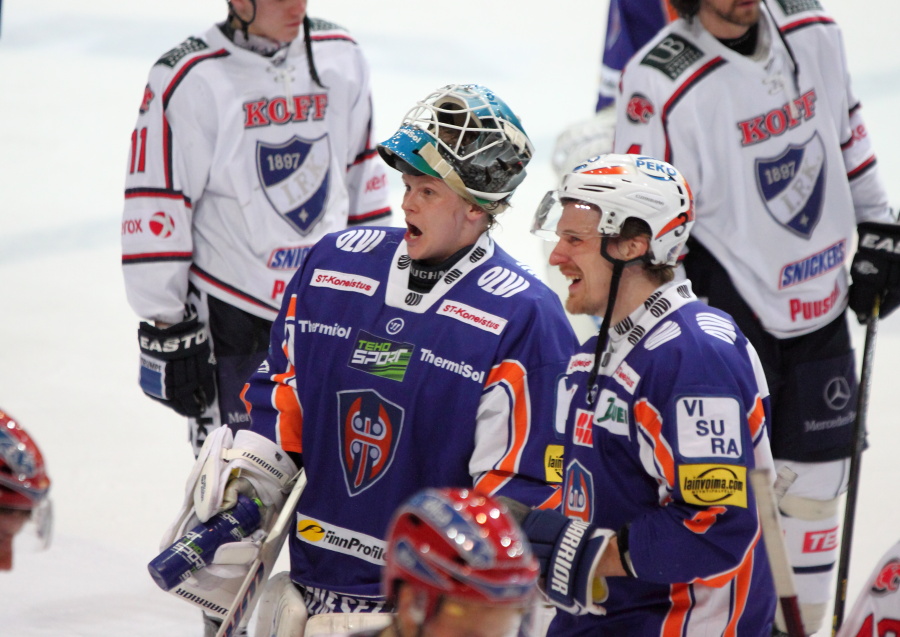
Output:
[155, 36, 210, 68]
[771, 0, 823, 17]
[639, 33, 705, 81]
[307, 17, 352, 36]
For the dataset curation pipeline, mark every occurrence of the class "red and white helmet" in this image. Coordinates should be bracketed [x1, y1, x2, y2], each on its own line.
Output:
[0, 409, 51, 511]
[533, 153, 694, 266]
[383, 488, 538, 618]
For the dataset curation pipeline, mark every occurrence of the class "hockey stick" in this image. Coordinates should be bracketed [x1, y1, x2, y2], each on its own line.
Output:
[215, 468, 308, 637]
[832, 298, 880, 635]
[750, 468, 806, 637]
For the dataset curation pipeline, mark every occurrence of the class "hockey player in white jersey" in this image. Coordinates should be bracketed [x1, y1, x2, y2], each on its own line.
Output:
[613, 0, 900, 633]
[835, 537, 900, 637]
[121, 0, 391, 461]
[122, 1, 390, 634]
[153, 83, 577, 636]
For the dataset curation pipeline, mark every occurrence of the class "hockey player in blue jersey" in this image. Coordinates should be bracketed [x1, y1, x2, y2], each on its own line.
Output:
[153, 84, 578, 634]
[505, 154, 777, 635]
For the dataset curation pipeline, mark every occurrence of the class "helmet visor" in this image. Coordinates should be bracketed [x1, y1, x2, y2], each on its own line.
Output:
[531, 191, 610, 243]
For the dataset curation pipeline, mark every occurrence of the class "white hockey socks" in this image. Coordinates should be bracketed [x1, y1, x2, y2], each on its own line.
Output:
[777, 494, 840, 634]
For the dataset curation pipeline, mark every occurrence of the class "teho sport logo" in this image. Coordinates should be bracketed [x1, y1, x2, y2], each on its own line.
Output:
[348, 331, 414, 381]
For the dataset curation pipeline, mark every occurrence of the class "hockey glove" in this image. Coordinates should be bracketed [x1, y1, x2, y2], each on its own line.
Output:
[499, 498, 612, 615]
[138, 317, 216, 417]
[849, 221, 900, 323]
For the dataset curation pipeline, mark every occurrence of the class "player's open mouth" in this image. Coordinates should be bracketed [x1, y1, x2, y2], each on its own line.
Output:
[407, 223, 422, 237]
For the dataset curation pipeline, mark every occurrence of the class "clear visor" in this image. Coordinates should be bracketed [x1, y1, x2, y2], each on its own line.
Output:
[531, 191, 612, 242]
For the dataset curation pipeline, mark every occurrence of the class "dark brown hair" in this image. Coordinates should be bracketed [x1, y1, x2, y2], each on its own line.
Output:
[670, 0, 701, 19]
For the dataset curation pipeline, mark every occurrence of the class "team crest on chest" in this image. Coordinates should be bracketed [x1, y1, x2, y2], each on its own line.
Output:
[257, 134, 331, 236]
[755, 132, 826, 238]
[337, 389, 405, 496]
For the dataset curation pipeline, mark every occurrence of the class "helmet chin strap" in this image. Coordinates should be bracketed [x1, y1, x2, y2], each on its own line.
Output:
[227, 0, 256, 39]
[585, 237, 645, 405]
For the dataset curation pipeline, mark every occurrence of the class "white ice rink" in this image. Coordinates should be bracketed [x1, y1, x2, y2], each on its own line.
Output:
[0, 1, 898, 635]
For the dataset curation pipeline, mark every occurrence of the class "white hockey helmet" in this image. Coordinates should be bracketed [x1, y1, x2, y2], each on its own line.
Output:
[532, 153, 694, 266]
[377, 84, 534, 212]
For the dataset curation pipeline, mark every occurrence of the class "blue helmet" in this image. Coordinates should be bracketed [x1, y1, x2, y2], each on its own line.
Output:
[378, 84, 534, 211]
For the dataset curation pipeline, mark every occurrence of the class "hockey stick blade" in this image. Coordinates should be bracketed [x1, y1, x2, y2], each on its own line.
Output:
[215, 469, 308, 637]
[750, 468, 806, 637]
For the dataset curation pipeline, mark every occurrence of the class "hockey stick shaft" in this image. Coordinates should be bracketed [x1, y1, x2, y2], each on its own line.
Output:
[751, 469, 806, 637]
[216, 469, 308, 637]
[832, 299, 880, 635]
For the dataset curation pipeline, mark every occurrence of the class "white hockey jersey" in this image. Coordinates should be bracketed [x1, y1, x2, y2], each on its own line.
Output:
[614, 0, 892, 338]
[122, 20, 391, 323]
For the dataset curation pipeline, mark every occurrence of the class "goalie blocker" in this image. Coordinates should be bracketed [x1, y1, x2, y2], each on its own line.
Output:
[154, 425, 299, 628]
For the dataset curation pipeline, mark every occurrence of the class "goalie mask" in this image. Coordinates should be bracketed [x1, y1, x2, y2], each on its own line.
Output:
[532, 153, 694, 266]
[377, 84, 534, 213]
[383, 488, 538, 621]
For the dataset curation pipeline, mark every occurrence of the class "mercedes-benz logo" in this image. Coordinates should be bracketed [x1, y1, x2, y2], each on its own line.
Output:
[824, 377, 852, 411]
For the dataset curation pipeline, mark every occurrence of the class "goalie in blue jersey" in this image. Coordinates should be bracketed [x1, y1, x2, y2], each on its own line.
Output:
[153, 84, 579, 635]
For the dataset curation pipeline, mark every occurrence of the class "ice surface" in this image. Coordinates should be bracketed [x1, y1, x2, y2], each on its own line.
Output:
[0, 1, 897, 635]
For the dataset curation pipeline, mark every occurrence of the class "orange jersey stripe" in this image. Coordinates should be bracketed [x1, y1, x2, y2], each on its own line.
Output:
[634, 399, 675, 487]
[662, 583, 691, 637]
[684, 506, 727, 534]
[723, 540, 756, 637]
[747, 395, 766, 440]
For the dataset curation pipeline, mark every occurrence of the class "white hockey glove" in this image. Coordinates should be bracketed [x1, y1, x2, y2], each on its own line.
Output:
[160, 426, 298, 587]
[551, 106, 617, 178]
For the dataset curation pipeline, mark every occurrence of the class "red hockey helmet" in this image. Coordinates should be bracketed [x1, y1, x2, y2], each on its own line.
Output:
[0, 410, 51, 511]
[383, 488, 538, 619]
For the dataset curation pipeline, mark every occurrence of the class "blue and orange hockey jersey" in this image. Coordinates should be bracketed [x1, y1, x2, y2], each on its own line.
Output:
[242, 227, 577, 599]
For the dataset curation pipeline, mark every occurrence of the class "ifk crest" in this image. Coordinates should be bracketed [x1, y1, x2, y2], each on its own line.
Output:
[755, 132, 826, 238]
[257, 134, 331, 236]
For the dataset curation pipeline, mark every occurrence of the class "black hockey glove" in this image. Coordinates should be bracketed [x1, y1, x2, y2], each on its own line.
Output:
[138, 317, 216, 418]
[497, 497, 612, 615]
[849, 221, 900, 323]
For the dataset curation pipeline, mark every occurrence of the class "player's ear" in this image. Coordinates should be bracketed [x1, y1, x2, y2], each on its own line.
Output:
[620, 234, 650, 261]
[465, 202, 489, 225]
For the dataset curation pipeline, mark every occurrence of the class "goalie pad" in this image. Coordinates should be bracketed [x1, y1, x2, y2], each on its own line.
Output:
[156, 426, 299, 623]
[254, 571, 309, 637]
[305, 612, 392, 637]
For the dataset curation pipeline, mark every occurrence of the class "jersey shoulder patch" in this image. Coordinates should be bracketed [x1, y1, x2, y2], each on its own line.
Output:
[640, 33, 705, 81]
[308, 17, 345, 32]
[155, 36, 210, 68]
[773, 0, 823, 16]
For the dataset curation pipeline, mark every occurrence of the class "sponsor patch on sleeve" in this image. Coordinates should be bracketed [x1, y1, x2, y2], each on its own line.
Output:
[640, 34, 704, 80]
[676, 396, 743, 459]
[544, 445, 564, 483]
[679, 464, 748, 508]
